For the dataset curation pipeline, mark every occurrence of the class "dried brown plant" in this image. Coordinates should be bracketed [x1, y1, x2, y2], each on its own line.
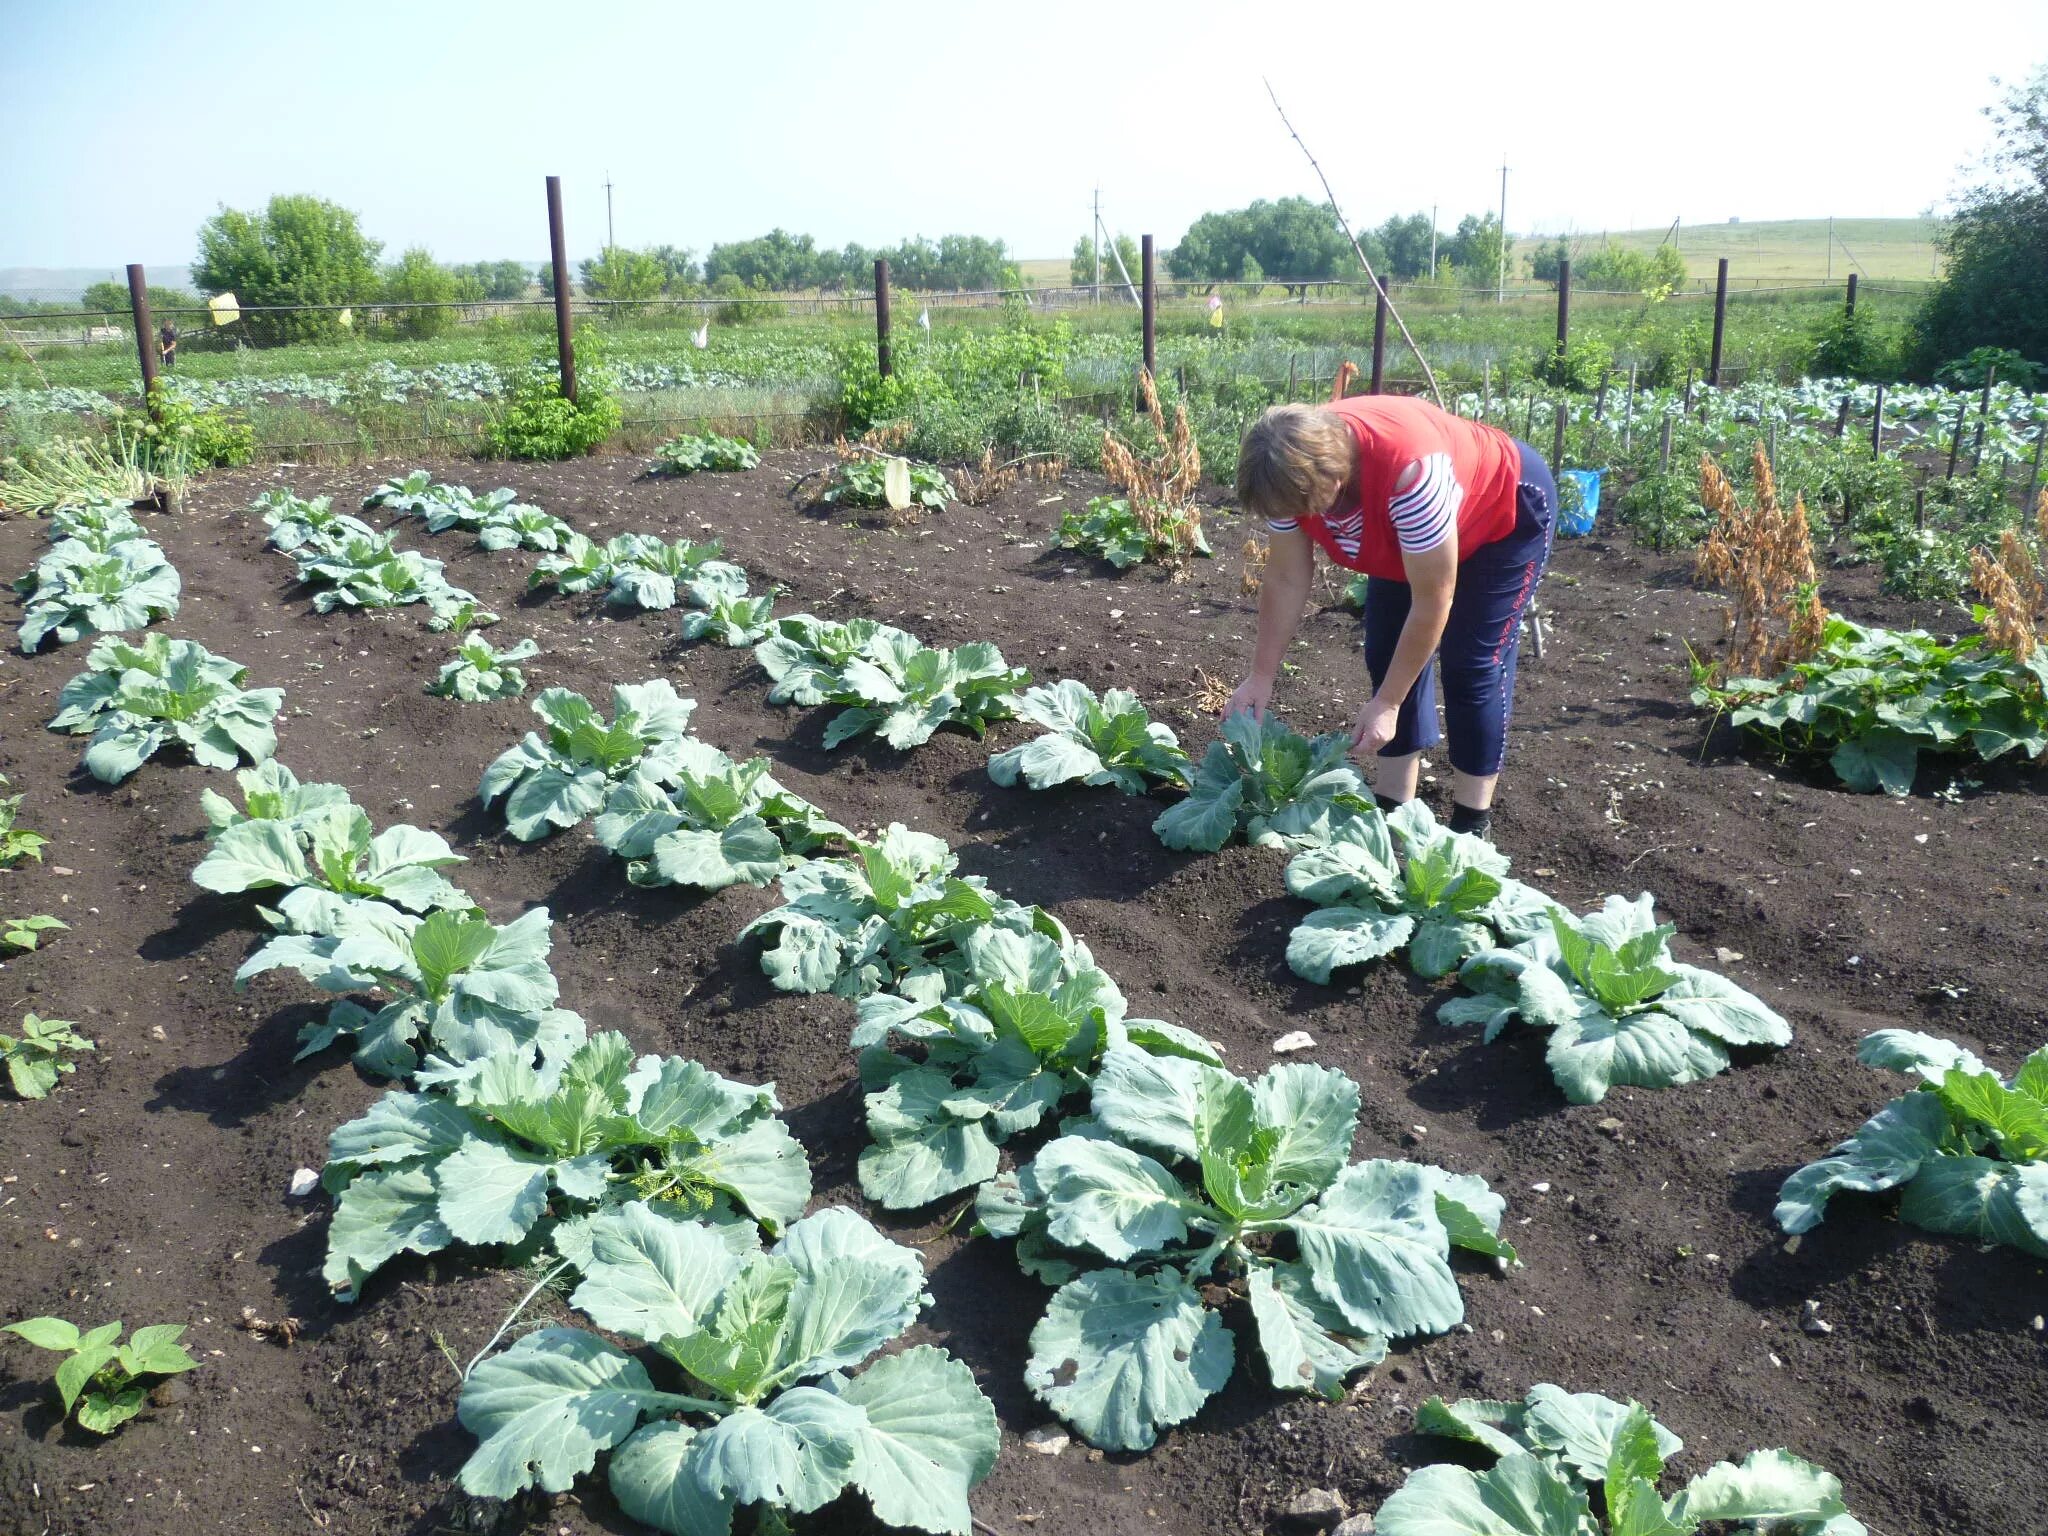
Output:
[1999, 526, 2045, 621]
[1972, 531, 2043, 661]
[238, 1305, 304, 1347]
[1189, 667, 1235, 714]
[954, 449, 1019, 507]
[1103, 370, 1205, 578]
[1694, 444, 1826, 676]
[1240, 535, 1268, 596]
[1025, 455, 1067, 485]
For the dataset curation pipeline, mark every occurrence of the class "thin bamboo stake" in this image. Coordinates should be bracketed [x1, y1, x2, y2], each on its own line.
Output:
[1263, 79, 1445, 409]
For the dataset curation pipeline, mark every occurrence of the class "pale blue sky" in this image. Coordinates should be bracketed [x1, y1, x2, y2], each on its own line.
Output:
[2, 0, 2035, 271]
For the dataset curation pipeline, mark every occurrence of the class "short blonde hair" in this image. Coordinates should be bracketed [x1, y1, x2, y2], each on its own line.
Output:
[1235, 404, 1353, 523]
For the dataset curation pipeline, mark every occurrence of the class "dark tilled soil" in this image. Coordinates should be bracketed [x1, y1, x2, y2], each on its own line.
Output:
[0, 449, 2043, 1536]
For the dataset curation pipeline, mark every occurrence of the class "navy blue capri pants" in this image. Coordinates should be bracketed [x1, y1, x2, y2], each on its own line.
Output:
[1360, 439, 1556, 777]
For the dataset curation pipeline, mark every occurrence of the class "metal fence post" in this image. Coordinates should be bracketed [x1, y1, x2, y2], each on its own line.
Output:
[874, 258, 892, 378]
[1369, 281, 1387, 394]
[1555, 257, 1571, 368]
[1139, 235, 1155, 406]
[1870, 383, 1885, 454]
[1707, 258, 1729, 386]
[126, 264, 158, 412]
[545, 176, 577, 403]
[1844, 272, 1859, 319]
[1971, 363, 1996, 470]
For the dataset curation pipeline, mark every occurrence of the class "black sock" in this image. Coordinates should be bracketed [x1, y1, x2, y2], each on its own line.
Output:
[1373, 793, 1408, 816]
[1449, 802, 1493, 839]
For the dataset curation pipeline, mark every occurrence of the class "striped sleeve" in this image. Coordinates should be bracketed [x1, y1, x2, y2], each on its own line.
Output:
[1266, 516, 1299, 533]
[1387, 452, 1463, 554]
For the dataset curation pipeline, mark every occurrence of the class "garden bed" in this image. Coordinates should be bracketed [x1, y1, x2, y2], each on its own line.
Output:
[0, 448, 2042, 1536]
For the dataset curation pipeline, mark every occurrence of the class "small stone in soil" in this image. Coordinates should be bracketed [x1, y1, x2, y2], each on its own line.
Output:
[1279, 1488, 1347, 1529]
[1022, 1425, 1069, 1456]
[1272, 1030, 1315, 1054]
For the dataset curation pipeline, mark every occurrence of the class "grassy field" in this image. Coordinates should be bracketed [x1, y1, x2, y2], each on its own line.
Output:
[1017, 217, 1942, 287]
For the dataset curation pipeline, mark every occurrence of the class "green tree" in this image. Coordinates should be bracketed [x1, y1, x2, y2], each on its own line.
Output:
[1913, 68, 2048, 377]
[704, 229, 823, 291]
[379, 248, 459, 339]
[1070, 231, 1141, 288]
[578, 246, 666, 306]
[1169, 197, 1358, 294]
[452, 260, 531, 300]
[80, 280, 200, 318]
[1374, 213, 1436, 279]
[192, 194, 382, 344]
[1445, 213, 1505, 283]
[1526, 236, 1570, 284]
[645, 244, 700, 293]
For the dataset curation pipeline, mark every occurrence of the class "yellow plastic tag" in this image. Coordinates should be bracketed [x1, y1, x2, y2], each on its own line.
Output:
[207, 292, 240, 327]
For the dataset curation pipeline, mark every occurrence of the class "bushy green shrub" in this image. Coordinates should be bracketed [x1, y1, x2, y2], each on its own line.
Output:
[484, 363, 620, 460]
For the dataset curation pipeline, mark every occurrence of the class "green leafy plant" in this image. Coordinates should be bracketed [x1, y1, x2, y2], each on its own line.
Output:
[363, 469, 440, 517]
[977, 1046, 1513, 1451]
[453, 1206, 998, 1536]
[677, 568, 775, 647]
[320, 1034, 811, 1299]
[2, 1013, 94, 1098]
[1153, 711, 1371, 853]
[1378, 1384, 1863, 1536]
[480, 681, 698, 841]
[753, 613, 918, 706]
[595, 753, 845, 893]
[290, 530, 476, 620]
[485, 363, 621, 460]
[0, 774, 48, 867]
[235, 900, 575, 1079]
[199, 759, 352, 836]
[1056, 493, 1210, 570]
[651, 431, 761, 475]
[2, 1318, 197, 1435]
[744, 824, 1076, 1002]
[816, 632, 1028, 751]
[47, 497, 148, 552]
[426, 597, 499, 635]
[531, 532, 740, 612]
[1284, 802, 1564, 981]
[1691, 617, 2048, 794]
[821, 455, 954, 513]
[1616, 467, 1713, 551]
[1439, 894, 1791, 1103]
[256, 488, 374, 554]
[428, 635, 538, 701]
[1776, 1029, 2048, 1258]
[378, 480, 575, 553]
[14, 537, 181, 652]
[852, 925, 1221, 1209]
[2, 913, 68, 954]
[987, 679, 1191, 793]
[193, 799, 472, 921]
[46, 633, 282, 784]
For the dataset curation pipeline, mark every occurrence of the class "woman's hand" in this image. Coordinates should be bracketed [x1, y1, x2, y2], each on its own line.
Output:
[1225, 674, 1273, 720]
[1351, 696, 1398, 756]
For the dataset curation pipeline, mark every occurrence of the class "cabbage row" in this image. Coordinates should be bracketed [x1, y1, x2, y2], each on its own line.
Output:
[13, 497, 181, 653]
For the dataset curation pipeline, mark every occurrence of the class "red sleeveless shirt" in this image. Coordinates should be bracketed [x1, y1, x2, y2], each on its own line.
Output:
[1271, 396, 1520, 580]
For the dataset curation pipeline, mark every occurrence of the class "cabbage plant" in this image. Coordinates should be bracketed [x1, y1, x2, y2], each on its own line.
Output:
[362, 469, 439, 517]
[1284, 801, 1562, 980]
[595, 754, 844, 893]
[1153, 711, 1371, 853]
[257, 489, 374, 553]
[320, 1035, 810, 1299]
[987, 679, 1191, 794]
[852, 923, 1220, 1209]
[743, 824, 1073, 1001]
[1439, 894, 1792, 1103]
[480, 681, 698, 840]
[235, 900, 574, 1079]
[978, 1046, 1514, 1451]
[193, 800, 472, 919]
[1379, 1384, 1863, 1536]
[753, 614, 919, 707]
[529, 533, 741, 611]
[291, 533, 475, 619]
[1776, 1029, 2048, 1258]
[427, 635, 537, 701]
[677, 567, 774, 647]
[455, 1206, 998, 1536]
[200, 760, 352, 835]
[45, 634, 281, 783]
[47, 498, 147, 552]
[15, 539, 181, 652]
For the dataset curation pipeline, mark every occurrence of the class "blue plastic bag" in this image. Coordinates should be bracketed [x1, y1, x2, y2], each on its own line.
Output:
[1557, 469, 1602, 536]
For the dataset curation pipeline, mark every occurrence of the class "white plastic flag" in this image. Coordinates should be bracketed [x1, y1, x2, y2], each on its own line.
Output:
[692, 322, 709, 349]
[883, 456, 913, 511]
[917, 307, 930, 331]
